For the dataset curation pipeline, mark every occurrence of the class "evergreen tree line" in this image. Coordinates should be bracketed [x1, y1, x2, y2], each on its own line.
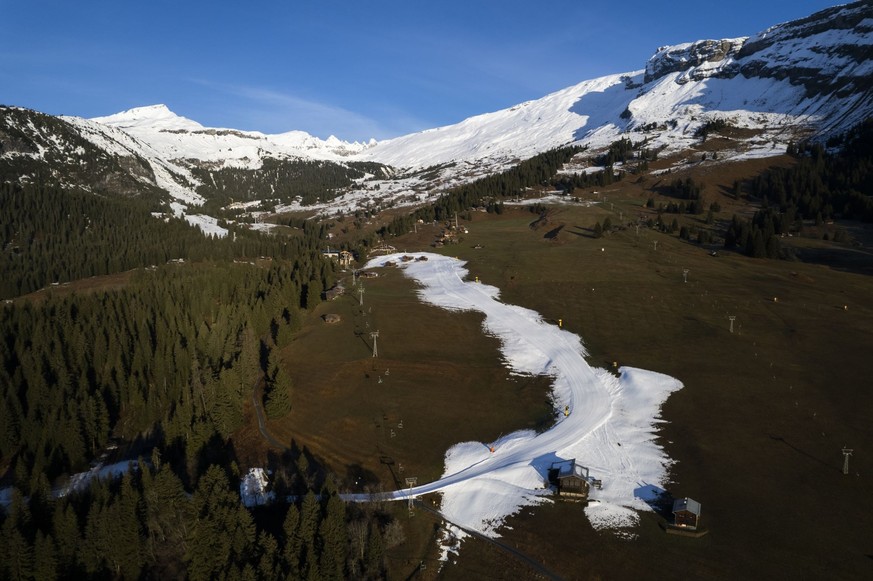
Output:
[1, 252, 335, 491]
[752, 119, 873, 224]
[0, 183, 329, 299]
[550, 165, 621, 194]
[694, 118, 731, 140]
[648, 177, 708, 215]
[725, 117, 873, 258]
[194, 158, 383, 214]
[376, 145, 590, 238]
[0, 458, 399, 580]
[724, 213, 782, 258]
[595, 137, 657, 166]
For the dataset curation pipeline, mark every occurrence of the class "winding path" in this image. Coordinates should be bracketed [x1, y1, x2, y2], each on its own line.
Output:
[346, 253, 616, 504]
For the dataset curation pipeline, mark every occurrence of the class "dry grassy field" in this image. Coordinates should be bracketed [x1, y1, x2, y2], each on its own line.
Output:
[248, 157, 873, 579]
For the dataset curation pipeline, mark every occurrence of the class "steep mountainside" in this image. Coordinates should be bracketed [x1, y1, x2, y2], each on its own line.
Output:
[2, 1, 871, 224]
[361, 1, 873, 170]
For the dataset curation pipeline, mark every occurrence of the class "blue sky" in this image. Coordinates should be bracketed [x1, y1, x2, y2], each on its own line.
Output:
[1, 0, 843, 141]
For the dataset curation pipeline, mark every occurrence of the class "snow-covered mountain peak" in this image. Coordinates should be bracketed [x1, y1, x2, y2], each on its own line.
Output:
[92, 104, 203, 132]
[89, 104, 374, 168]
[3, 1, 871, 227]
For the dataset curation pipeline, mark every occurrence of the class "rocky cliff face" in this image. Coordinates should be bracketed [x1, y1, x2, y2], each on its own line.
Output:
[0, 106, 162, 199]
[736, 1, 873, 99]
[644, 38, 745, 84]
[644, 0, 873, 99]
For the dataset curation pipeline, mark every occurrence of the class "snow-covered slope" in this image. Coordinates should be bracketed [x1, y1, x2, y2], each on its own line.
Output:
[3, 2, 871, 224]
[357, 253, 683, 541]
[359, 1, 873, 171]
[63, 113, 206, 205]
[91, 104, 373, 170]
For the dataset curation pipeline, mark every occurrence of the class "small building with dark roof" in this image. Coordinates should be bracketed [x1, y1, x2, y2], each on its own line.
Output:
[548, 459, 590, 502]
[672, 497, 702, 530]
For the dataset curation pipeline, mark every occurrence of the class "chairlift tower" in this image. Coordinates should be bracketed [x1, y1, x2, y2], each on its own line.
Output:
[370, 330, 379, 358]
[405, 477, 418, 516]
[358, 286, 365, 307]
[728, 315, 736, 333]
[842, 446, 853, 475]
[683, 269, 689, 283]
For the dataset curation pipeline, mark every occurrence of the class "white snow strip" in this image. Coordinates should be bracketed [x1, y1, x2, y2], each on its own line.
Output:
[184, 213, 228, 238]
[351, 253, 682, 543]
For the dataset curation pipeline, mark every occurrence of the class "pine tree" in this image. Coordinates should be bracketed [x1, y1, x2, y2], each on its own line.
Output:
[257, 531, 280, 579]
[186, 465, 257, 581]
[297, 491, 321, 575]
[365, 521, 385, 577]
[282, 504, 303, 578]
[32, 531, 58, 581]
[51, 501, 81, 571]
[317, 493, 348, 580]
[0, 490, 35, 581]
[263, 348, 291, 418]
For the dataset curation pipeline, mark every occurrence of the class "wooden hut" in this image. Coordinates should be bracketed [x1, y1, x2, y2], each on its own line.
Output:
[672, 497, 702, 530]
[548, 459, 590, 501]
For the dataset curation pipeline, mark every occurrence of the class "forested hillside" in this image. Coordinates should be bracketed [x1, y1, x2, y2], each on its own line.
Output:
[1, 455, 396, 579]
[0, 183, 329, 299]
[0, 178, 415, 578]
[726, 118, 873, 258]
[377, 145, 601, 237]
[0, 106, 166, 202]
[194, 159, 390, 214]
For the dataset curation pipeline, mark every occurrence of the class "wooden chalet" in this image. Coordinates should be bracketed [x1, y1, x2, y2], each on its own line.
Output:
[322, 248, 354, 268]
[548, 459, 590, 502]
[672, 497, 702, 530]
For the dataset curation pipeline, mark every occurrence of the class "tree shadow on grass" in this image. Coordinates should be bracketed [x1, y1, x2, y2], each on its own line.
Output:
[543, 225, 565, 240]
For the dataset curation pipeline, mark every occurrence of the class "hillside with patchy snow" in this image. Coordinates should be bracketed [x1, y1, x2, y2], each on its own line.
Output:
[2, 1, 871, 229]
[359, 2, 873, 171]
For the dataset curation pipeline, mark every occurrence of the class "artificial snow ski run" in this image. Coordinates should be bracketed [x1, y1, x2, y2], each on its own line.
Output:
[354, 253, 683, 540]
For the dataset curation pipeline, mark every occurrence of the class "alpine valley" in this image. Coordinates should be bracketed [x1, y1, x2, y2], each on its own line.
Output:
[1, 2, 872, 581]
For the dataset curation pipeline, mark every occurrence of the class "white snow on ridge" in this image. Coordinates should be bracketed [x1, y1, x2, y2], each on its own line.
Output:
[357, 73, 635, 170]
[91, 105, 372, 170]
[93, 104, 205, 132]
[185, 213, 228, 238]
[358, 253, 682, 540]
[18, 4, 864, 222]
[62, 114, 206, 206]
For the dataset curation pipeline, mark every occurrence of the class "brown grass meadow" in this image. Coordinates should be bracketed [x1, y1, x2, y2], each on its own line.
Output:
[254, 156, 873, 579]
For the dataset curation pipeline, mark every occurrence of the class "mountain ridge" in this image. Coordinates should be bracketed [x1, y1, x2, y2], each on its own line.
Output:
[2, 1, 871, 225]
